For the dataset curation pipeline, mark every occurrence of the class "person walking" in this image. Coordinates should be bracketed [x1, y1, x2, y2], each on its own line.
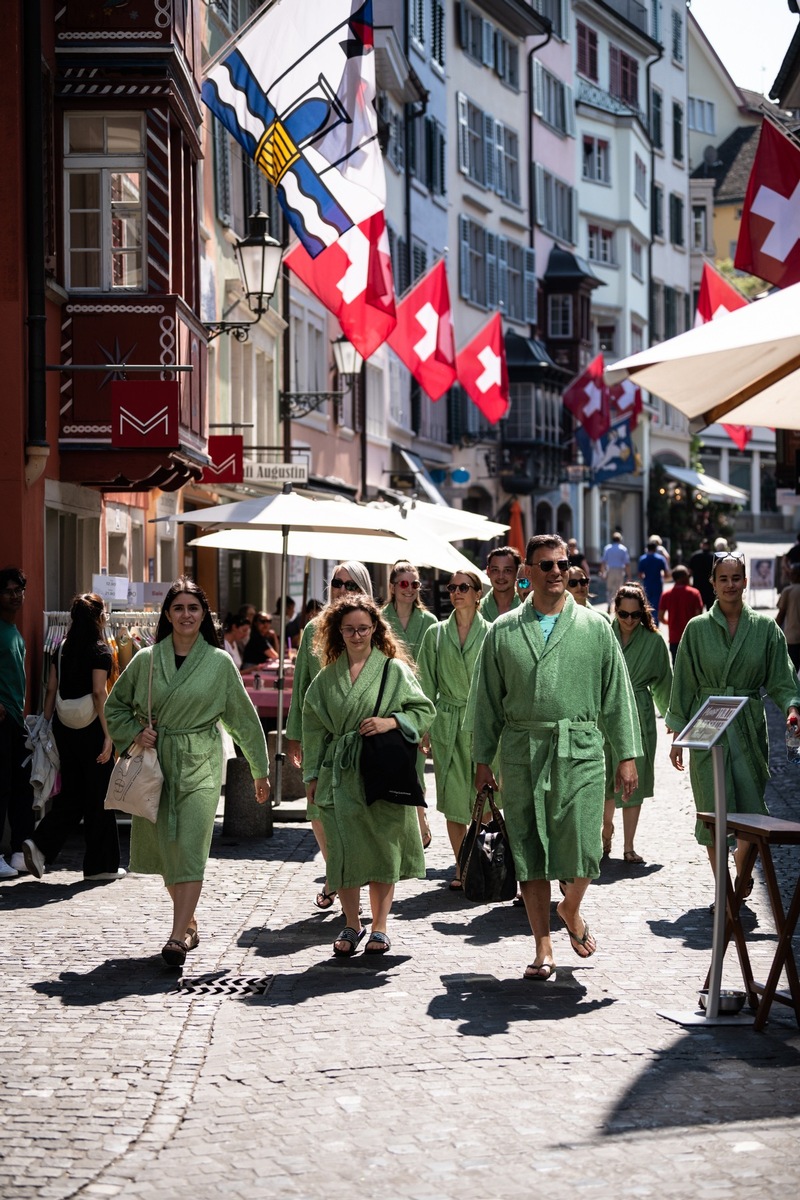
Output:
[480, 546, 521, 621]
[302, 596, 435, 957]
[666, 552, 800, 894]
[658, 565, 704, 663]
[602, 584, 672, 865]
[687, 539, 715, 611]
[566, 538, 591, 577]
[105, 577, 269, 967]
[600, 532, 630, 612]
[22, 594, 122, 883]
[418, 570, 490, 891]
[638, 539, 669, 624]
[469, 535, 641, 981]
[776, 563, 800, 672]
[0, 568, 35, 879]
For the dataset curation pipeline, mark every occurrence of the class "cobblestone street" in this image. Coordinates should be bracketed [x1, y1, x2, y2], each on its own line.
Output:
[2, 703, 799, 1199]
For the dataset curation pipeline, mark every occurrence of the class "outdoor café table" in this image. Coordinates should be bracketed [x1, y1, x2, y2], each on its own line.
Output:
[698, 811, 800, 1030]
[243, 662, 294, 725]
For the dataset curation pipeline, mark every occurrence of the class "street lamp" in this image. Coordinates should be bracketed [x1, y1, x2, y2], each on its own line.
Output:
[204, 210, 283, 342]
[279, 335, 364, 419]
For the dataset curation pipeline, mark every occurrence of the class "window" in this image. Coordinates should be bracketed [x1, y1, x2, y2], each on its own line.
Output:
[500, 239, 537, 322]
[651, 87, 663, 149]
[671, 7, 684, 64]
[431, 0, 445, 68]
[533, 0, 567, 40]
[410, 116, 446, 197]
[634, 155, 647, 205]
[577, 22, 598, 81]
[596, 322, 616, 356]
[692, 204, 707, 250]
[65, 113, 145, 291]
[631, 239, 643, 280]
[411, 238, 427, 283]
[495, 123, 521, 203]
[588, 224, 615, 265]
[458, 94, 519, 202]
[664, 286, 677, 339]
[672, 101, 684, 162]
[650, 280, 664, 341]
[583, 136, 610, 184]
[548, 294, 573, 339]
[386, 106, 405, 172]
[410, 0, 425, 47]
[534, 60, 575, 137]
[459, 215, 487, 306]
[631, 322, 644, 354]
[495, 32, 520, 88]
[535, 165, 578, 243]
[459, 216, 534, 321]
[669, 193, 685, 247]
[688, 97, 716, 135]
[457, 93, 487, 186]
[609, 46, 639, 108]
[653, 184, 664, 238]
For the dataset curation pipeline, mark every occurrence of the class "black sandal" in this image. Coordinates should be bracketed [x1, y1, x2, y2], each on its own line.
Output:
[332, 926, 366, 957]
[161, 938, 187, 967]
[314, 888, 337, 910]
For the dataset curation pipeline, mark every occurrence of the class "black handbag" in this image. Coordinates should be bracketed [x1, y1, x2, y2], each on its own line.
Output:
[458, 786, 517, 903]
[360, 659, 425, 808]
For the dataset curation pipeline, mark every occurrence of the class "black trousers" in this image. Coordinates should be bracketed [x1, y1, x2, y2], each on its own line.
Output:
[0, 717, 35, 853]
[33, 716, 119, 876]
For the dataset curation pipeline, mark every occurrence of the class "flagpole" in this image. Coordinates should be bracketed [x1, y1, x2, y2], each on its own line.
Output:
[202, 0, 284, 78]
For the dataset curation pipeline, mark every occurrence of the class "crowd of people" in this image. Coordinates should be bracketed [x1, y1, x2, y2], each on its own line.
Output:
[2, 531, 799, 984]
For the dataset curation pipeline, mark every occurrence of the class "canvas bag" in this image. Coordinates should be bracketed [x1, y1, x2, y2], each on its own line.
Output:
[54, 642, 97, 730]
[104, 651, 163, 823]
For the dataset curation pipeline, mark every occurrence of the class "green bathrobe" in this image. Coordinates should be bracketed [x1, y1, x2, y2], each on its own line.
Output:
[383, 603, 437, 792]
[479, 591, 521, 622]
[665, 603, 800, 846]
[468, 596, 641, 881]
[418, 611, 491, 824]
[285, 615, 324, 819]
[606, 621, 673, 808]
[105, 637, 269, 885]
[302, 648, 435, 890]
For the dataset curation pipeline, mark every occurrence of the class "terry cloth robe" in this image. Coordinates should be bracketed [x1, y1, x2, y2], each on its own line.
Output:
[383, 603, 437, 792]
[468, 597, 641, 881]
[284, 615, 324, 819]
[605, 622, 673, 808]
[479, 591, 521, 623]
[105, 637, 269, 885]
[418, 611, 491, 824]
[665, 603, 800, 846]
[301, 648, 435, 890]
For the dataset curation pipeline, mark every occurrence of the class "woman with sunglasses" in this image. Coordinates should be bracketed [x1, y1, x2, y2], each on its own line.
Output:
[285, 561, 373, 911]
[602, 584, 672, 864]
[382, 561, 438, 848]
[418, 571, 491, 890]
[565, 565, 609, 618]
[302, 597, 435, 956]
[666, 552, 800, 892]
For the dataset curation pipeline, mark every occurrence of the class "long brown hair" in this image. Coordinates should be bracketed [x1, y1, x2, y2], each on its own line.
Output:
[156, 576, 219, 647]
[313, 596, 413, 668]
[613, 583, 657, 633]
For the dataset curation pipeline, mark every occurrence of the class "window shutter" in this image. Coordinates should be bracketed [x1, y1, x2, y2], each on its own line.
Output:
[609, 45, 621, 98]
[214, 118, 232, 226]
[508, 43, 519, 89]
[457, 92, 469, 175]
[458, 2, 468, 49]
[397, 236, 409, 295]
[483, 111, 495, 191]
[496, 236, 508, 314]
[495, 31, 506, 80]
[534, 163, 545, 226]
[565, 85, 576, 137]
[533, 59, 544, 116]
[494, 120, 506, 198]
[459, 215, 471, 300]
[482, 19, 495, 68]
[523, 248, 537, 324]
[448, 383, 465, 445]
[486, 231, 497, 310]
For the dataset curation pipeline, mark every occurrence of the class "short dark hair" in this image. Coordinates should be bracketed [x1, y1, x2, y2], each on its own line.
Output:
[671, 565, 690, 583]
[0, 567, 26, 592]
[525, 534, 565, 565]
[487, 545, 522, 569]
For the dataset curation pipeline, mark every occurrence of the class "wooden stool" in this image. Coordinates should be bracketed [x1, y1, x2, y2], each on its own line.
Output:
[698, 812, 800, 1030]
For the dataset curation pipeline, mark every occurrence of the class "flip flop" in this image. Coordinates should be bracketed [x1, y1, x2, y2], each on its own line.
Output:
[563, 919, 596, 959]
[314, 888, 337, 910]
[332, 926, 366, 957]
[365, 931, 391, 954]
[623, 850, 645, 864]
[524, 961, 557, 981]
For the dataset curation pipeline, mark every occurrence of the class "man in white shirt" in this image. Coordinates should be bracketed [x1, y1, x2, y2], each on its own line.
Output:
[600, 532, 630, 612]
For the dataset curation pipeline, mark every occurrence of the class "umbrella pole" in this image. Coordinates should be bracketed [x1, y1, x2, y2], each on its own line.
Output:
[274, 521, 289, 808]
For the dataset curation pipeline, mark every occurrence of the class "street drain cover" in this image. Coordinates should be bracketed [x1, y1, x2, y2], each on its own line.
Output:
[176, 972, 273, 997]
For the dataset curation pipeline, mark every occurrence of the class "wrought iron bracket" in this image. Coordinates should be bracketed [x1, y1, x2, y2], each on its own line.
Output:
[280, 389, 348, 420]
[203, 319, 260, 343]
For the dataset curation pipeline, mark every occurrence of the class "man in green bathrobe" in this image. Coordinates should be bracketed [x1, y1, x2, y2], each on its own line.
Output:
[469, 535, 641, 981]
[479, 546, 522, 622]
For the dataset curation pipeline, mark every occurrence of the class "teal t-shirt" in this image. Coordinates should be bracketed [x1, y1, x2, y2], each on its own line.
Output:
[533, 609, 560, 643]
[0, 618, 26, 726]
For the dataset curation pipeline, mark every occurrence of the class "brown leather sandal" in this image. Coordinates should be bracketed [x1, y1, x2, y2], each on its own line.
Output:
[161, 938, 187, 967]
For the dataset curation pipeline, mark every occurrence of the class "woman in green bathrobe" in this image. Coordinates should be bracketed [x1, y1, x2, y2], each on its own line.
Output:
[666, 551, 800, 884]
[382, 560, 437, 849]
[418, 570, 490, 889]
[302, 596, 435, 957]
[603, 584, 672, 865]
[105, 577, 269, 967]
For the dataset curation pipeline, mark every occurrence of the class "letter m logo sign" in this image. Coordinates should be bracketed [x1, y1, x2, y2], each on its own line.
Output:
[111, 382, 180, 448]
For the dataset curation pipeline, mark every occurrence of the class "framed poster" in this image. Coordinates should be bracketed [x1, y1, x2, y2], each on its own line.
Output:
[673, 696, 749, 750]
[751, 558, 775, 590]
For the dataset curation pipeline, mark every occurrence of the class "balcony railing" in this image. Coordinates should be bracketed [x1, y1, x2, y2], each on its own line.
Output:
[575, 78, 648, 128]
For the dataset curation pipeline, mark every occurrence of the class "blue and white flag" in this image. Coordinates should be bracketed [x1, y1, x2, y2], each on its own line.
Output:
[202, 0, 386, 259]
[576, 419, 636, 486]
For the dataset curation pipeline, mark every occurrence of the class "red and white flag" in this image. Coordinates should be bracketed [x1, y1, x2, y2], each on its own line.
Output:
[608, 378, 642, 430]
[284, 210, 396, 360]
[735, 119, 800, 289]
[563, 353, 610, 442]
[387, 260, 456, 401]
[694, 263, 753, 450]
[456, 313, 509, 424]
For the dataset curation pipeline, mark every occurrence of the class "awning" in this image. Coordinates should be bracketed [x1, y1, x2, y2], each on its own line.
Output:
[395, 447, 449, 506]
[663, 466, 749, 504]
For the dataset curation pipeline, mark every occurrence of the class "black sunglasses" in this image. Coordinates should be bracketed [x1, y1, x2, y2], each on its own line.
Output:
[568, 578, 589, 588]
[330, 579, 361, 592]
[617, 610, 643, 620]
[447, 582, 476, 594]
[531, 559, 569, 573]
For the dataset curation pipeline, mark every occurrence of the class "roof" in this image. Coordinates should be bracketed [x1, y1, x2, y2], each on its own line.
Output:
[771, 21, 800, 107]
[544, 245, 604, 288]
[504, 331, 569, 382]
[690, 125, 759, 204]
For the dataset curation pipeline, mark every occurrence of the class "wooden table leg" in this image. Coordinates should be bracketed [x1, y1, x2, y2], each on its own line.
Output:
[753, 847, 800, 1031]
[702, 839, 759, 1010]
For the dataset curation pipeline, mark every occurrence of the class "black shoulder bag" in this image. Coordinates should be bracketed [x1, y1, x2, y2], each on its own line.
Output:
[458, 786, 517, 903]
[360, 658, 425, 808]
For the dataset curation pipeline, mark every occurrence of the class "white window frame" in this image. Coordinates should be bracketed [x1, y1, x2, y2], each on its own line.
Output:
[588, 224, 615, 265]
[582, 135, 610, 184]
[548, 294, 573, 339]
[533, 60, 576, 138]
[631, 238, 643, 280]
[634, 154, 647, 205]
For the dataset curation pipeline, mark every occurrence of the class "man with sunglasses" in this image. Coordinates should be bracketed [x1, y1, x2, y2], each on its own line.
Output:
[480, 546, 522, 622]
[0, 567, 36, 879]
[468, 535, 641, 981]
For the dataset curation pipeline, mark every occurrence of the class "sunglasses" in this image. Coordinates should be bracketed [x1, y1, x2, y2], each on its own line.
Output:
[394, 579, 421, 590]
[714, 551, 745, 563]
[447, 582, 477, 594]
[516, 577, 531, 590]
[568, 579, 589, 588]
[330, 579, 362, 592]
[531, 559, 570, 573]
[617, 610, 643, 621]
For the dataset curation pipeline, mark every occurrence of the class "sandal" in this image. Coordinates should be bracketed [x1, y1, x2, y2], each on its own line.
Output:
[623, 850, 645, 864]
[602, 826, 614, 856]
[563, 919, 596, 959]
[524, 961, 557, 981]
[314, 888, 337, 910]
[422, 830, 432, 850]
[365, 931, 391, 954]
[448, 878, 463, 891]
[185, 926, 199, 952]
[161, 938, 187, 967]
[332, 926, 366, 957]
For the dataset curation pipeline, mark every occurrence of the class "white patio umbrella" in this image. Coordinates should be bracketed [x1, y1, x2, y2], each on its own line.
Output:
[367, 499, 510, 543]
[606, 282, 800, 431]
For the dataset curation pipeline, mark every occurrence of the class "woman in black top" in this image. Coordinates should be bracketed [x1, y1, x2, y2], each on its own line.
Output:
[23, 593, 122, 882]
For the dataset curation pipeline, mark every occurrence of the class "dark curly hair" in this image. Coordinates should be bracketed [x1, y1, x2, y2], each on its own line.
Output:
[156, 576, 220, 647]
[312, 595, 413, 669]
[613, 583, 658, 634]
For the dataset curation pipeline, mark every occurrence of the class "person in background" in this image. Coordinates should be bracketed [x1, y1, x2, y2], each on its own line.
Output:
[242, 612, 279, 668]
[480, 546, 521, 622]
[382, 560, 437, 849]
[23, 593, 122, 883]
[515, 564, 532, 604]
[566, 538, 591, 577]
[688, 539, 715, 611]
[638, 539, 669, 624]
[776, 563, 800, 672]
[652, 536, 671, 573]
[222, 614, 251, 671]
[600, 532, 630, 613]
[286, 598, 322, 648]
[565, 564, 606, 615]
[274, 596, 296, 642]
[713, 537, 729, 553]
[658, 565, 704, 663]
[0, 568, 35, 879]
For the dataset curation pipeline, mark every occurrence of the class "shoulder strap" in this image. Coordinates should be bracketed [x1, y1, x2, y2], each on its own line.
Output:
[57, 641, 63, 686]
[372, 657, 392, 717]
[146, 648, 155, 728]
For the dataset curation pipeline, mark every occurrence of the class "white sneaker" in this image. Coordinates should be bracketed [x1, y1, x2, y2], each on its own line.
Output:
[0, 857, 18, 880]
[9, 852, 27, 873]
[84, 868, 127, 882]
[22, 839, 45, 879]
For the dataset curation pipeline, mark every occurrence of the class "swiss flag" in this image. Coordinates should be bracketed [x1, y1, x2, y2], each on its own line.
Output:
[563, 354, 610, 441]
[694, 263, 753, 450]
[608, 378, 642, 431]
[456, 313, 509, 424]
[284, 211, 396, 360]
[735, 119, 800, 289]
[387, 260, 456, 401]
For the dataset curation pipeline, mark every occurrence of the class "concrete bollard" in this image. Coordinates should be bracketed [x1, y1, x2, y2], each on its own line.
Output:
[222, 755, 273, 839]
[267, 731, 305, 801]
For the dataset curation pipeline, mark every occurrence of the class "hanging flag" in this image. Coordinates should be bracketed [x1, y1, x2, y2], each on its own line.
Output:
[456, 313, 509, 424]
[734, 119, 800, 289]
[284, 210, 396, 359]
[575, 419, 636, 486]
[563, 353, 610, 441]
[387, 260, 456, 401]
[694, 263, 753, 450]
[202, 0, 387, 261]
[608, 378, 642, 431]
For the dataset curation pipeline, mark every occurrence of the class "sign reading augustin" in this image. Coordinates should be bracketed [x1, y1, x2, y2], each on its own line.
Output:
[243, 461, 309, 484]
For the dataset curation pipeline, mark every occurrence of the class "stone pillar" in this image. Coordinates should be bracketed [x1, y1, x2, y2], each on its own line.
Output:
[222, 756, 273, 839]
